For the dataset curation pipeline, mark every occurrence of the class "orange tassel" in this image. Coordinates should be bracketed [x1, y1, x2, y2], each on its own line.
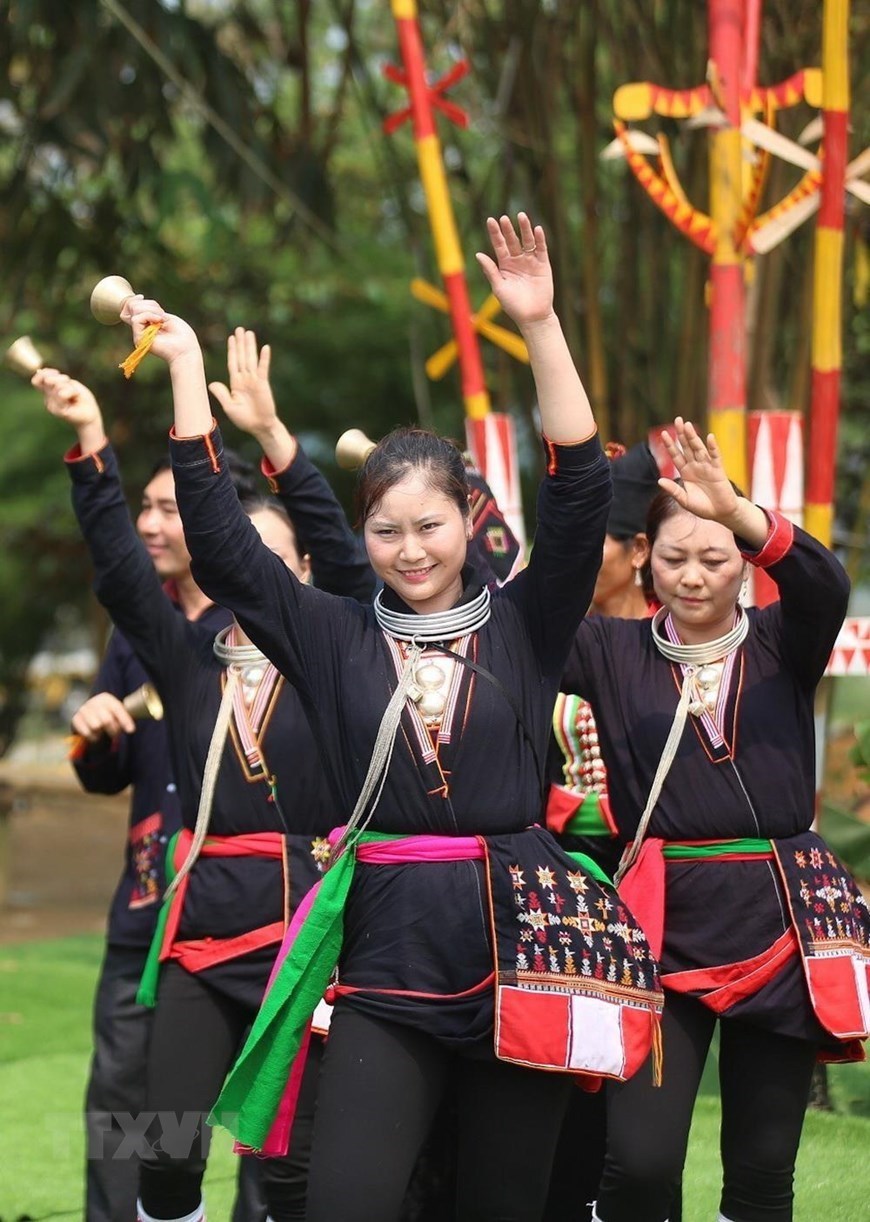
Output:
[651, 1009, 664, 1087]
[66, 733, 87, 761]
[119, 322, 162, 379]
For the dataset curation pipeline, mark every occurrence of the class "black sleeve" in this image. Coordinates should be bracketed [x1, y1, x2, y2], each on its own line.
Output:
[65, 443, 187, 696]
[261, 446, 374, 602]
[501, 433, 611, 671]
[71, 631, 134, 795]
[738, 510, 850, 688]
[170, 425, 360, 704]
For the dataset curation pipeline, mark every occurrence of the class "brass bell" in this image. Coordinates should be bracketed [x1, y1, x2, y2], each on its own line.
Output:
[122, 683, 164, 722]
[335, 428, 377, 471]
[4, 335, 45, 378]
[90, 275, 136, 326]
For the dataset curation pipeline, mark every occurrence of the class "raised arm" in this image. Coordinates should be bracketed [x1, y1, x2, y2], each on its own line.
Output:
[660, 417, 850, 685]
[209, 327, 373, 602]
[476, 215, 610, 667]
[33, 369, 186, 693]
[475, 213, 594, 444]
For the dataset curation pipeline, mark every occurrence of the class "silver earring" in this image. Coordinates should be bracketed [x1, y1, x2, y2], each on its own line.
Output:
[634, 567, 643, 587]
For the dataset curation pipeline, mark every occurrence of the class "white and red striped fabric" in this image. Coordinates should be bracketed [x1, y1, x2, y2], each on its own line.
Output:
[465, 412, 526, 561]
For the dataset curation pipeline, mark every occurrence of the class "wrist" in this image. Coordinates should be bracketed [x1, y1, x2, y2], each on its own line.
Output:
[167, 348, 205, 376]
[252, 419, 289, 447]
[76, 419, 107, 455]
[517, 311, 560, 340]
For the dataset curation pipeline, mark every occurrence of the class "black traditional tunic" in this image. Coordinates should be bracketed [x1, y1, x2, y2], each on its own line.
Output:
[66, 440, 372, 1007]
[169, 424, 614, 1049]
[563, 511, 870, 1055]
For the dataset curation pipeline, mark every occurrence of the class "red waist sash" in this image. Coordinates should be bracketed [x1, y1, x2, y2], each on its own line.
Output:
[162, 830, 287, 973]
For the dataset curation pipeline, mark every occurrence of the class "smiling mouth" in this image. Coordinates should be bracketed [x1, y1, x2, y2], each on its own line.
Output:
[398, 566, 435, 579]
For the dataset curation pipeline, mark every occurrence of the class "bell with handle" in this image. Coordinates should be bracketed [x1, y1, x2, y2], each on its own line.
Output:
[335, 428, 377, 471]
[90, 275, 137, 326]
[5, 335, 45, 378]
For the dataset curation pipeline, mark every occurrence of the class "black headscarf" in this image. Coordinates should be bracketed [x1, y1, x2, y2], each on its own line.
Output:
[606, 442, 661, 539]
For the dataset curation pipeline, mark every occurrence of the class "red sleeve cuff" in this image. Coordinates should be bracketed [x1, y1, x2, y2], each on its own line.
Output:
[169, 419, 221, 473]
[741, 509, 794, 569]
[64, 442, 107, 473]
[542, 428, 600, 476]
[260, 450, 298, 495]
[168, 417, 218, 442]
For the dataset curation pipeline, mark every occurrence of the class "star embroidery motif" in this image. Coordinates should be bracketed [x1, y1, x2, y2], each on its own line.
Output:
[567, 870, 588, 895]
[509, 865, 526, 890]
[536, 866, 557, 891]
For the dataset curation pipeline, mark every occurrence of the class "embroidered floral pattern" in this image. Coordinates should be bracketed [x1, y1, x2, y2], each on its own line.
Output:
[129, 813, 163, 909]
[505, 847, 656, 990]
[782, 837, 870, 953]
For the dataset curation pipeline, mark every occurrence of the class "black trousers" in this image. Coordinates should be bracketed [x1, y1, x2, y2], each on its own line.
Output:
[546, 1085, 683, 1221]
[596, 992, 818, 1222]
[85, 948, 268, 1217]
[139, 963, 319, 1222]
[84, 946, 268, 1222]
[305, 1004, 574, 1222]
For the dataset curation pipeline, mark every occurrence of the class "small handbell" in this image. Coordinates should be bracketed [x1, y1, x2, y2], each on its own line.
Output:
[335, 428, 377, 471]
[4, 335, 45, 378]
[122, 683, 164, 722]
[90, 275, 137, 326]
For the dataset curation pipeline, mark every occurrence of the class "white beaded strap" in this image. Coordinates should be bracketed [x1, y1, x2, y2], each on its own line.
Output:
[329, 643, 423, 862]
[164, 667, 239, 900]
[613, 607, 750, 887]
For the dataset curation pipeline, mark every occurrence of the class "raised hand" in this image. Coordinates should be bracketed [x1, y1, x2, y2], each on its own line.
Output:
[208, 328, 279, 439]
[475, 213, 554, 330]
[119, 296, 201, 367]
[657, 418, 739, 522]
[33, 368, 106, 453]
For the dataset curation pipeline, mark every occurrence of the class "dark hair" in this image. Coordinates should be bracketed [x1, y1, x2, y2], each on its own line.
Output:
[641, 478, 745, 596]
[238, 491, 300, 552]
[148, 447, 258, 498]
[356, 427, 470, 524]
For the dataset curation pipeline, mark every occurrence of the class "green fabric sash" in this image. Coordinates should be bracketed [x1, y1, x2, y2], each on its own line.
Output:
[662, 838, 772, 860]
[565, 850, 612, 886]
[209, 830, 401, 1150]
[136, 829, 182, 1008]
[562, 792, 613, 839]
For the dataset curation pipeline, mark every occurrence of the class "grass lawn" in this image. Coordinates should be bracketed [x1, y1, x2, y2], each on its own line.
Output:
[1, 935, 869, 1220]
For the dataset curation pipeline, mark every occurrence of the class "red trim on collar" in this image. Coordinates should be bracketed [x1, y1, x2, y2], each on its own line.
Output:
[744, 509, 794, 569]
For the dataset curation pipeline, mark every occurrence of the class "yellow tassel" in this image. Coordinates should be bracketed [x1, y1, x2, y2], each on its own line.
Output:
[854, 235, 869, 310]
[119, 322, 162, 379]
[651, 1009, 664, 1087]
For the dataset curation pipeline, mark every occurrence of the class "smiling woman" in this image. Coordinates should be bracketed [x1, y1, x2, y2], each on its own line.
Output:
[360, 429, 473, 615]
[106, 214, 674, 1222]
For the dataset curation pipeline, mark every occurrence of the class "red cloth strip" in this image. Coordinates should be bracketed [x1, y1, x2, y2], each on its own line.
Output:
[662, 928, 798, 1013]
[170, 921, 286, 972]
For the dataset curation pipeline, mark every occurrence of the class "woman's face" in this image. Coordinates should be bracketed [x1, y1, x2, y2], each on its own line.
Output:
[593, 532, 648, 609]
[249, 509, 311, 584]
[649, 510, 746, 643]
[364, 471, 470, 614]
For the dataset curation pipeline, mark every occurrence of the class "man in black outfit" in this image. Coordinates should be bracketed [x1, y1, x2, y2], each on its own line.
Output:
[73, 454, 268, 1222]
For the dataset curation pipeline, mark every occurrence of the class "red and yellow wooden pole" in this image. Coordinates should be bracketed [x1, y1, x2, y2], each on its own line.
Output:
[805, 0, 849, 546]
[707, 0, 748, 490]
[389, 0, 489, 421]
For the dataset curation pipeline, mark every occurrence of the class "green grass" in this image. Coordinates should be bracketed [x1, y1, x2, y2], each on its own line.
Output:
[0, 935, 238, 1220]
[1, 934, 869, 1219]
